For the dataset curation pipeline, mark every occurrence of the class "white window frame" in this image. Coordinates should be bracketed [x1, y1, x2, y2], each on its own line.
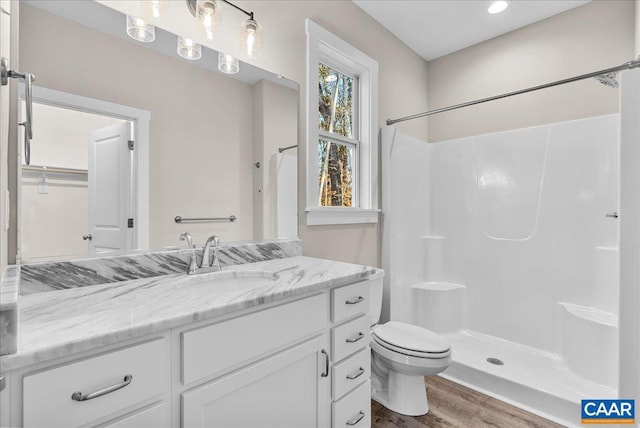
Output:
[305, 19, 379, 225]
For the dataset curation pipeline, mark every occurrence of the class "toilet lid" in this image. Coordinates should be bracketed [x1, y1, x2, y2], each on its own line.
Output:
[373, 321, 450, 354]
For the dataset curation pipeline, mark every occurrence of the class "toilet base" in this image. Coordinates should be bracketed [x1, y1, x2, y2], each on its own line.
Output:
[371, 371, 430, 416]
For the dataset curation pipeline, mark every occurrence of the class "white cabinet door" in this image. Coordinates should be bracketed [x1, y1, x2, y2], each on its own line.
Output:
[182, 334, 330, 428]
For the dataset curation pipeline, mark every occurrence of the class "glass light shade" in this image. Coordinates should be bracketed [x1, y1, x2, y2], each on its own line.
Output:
[218, 52, 239, 74]
[126, 15, 155, 43]
[177, 37, 202, 61]
[145, 0, 169, 19]
[241, 19, 262, 59]
[196, 0, 219, 40]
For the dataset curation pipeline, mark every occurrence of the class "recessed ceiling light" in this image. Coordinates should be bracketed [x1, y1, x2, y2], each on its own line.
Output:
[488, 1, 509, 14]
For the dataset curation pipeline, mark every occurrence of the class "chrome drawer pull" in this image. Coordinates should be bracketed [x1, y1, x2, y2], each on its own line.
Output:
[71, 374, 133, 401]
[321, 349, 329, 378]
[346, 332, 365, 343]
[345, 296, 364, 305]
[346, 367, 365, 380]
[346, 411, 365, 426]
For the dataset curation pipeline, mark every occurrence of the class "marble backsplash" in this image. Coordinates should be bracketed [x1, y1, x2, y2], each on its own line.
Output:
[19, 239, 302, 295]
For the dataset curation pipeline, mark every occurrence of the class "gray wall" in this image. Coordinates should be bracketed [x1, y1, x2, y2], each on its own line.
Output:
[427, 0, 636, 142]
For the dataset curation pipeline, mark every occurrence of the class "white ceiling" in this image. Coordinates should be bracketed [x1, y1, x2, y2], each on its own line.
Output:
[353, 0, 590, 61]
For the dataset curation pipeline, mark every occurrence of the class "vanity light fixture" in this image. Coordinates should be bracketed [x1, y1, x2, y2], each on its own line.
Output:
[488, 1, 509, 14]
[186, 0, 262, 59]
[218, 52, 239, 74]
[126, 15, 156, 42]
[177, 36, 202, 60]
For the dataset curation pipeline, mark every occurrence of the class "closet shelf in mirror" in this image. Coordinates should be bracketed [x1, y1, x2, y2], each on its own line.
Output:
[22, 165, 88, 176]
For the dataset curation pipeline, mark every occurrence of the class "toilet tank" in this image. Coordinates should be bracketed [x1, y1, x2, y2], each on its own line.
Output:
[368, 270, 385, 325]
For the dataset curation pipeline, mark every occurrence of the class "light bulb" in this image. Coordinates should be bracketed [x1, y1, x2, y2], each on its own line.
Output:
[177, 36, 202, 61]
[241, 19, 262, 59]
[126, 15, 155, 42]
[197, 0, 218, 40]
[218, 52, 239, 74]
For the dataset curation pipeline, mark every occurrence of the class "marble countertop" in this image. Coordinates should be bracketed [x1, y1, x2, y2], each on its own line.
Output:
[1, 256, 380, 371]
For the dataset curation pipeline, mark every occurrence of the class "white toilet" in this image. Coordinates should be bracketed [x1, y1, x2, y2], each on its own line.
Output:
[368, 277, 452, 416]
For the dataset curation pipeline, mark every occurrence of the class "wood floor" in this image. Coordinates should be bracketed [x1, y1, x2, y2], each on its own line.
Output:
[371, 376, 565, 428]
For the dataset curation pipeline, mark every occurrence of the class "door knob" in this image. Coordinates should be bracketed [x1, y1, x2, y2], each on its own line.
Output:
[82, 234, 92, 241]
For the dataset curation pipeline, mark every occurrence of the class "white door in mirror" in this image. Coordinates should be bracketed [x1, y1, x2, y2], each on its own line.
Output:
[88, 121, 132, 254]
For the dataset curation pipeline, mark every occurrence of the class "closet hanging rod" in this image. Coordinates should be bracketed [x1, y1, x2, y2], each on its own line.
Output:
[386, 58, 640, 125]
[22, 165, 88, 175]
[175, 215, 237, 224]
[279, 144, 298, 153]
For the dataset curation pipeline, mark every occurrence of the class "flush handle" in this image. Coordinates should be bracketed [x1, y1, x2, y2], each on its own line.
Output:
[82, 234, 92, 241]
[346, 332, 365, 343]
[346, 296, 364, 305]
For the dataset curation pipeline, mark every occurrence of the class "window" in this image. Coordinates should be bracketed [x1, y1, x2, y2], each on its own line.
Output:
[318, 63, 356, 208]
[306, 20, 379, 225]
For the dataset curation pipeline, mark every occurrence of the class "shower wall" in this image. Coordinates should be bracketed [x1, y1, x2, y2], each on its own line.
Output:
[384, 114, 620, 356]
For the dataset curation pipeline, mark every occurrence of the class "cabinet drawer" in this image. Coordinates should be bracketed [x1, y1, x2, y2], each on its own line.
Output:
[332, 380, 371, 428]
[332, 315, 370, 363]
[182, 293, 328, 384]
[23, 338, 167, 428]
[332, 347, 370, 400]
[331, 281, 370, 323]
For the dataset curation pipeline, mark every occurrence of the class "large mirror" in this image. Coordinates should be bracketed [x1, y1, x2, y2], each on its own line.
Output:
[16, 0, 298, 262]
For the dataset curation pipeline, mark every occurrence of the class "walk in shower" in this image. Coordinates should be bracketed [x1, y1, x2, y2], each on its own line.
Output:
[381, 66, 640, 426]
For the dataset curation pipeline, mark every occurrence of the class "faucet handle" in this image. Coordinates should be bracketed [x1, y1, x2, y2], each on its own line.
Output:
[179, 232, 195, 249]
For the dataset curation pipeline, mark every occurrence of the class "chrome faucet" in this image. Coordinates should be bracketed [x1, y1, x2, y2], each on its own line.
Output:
[179, 233, 222, 275]
[201, 235, 221, 271]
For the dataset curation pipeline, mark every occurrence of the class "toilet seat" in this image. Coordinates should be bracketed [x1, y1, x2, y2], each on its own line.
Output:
[372, 321, 451, 358]
[372, 335, 452, 359]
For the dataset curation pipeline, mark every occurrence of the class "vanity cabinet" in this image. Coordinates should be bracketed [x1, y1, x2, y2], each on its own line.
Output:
[22, 337, 171, 428]
[3, 277, 376, 428]
[178, 293, 331, 428]
[182, 335, 329, 428]
[329, 281, 373, 428]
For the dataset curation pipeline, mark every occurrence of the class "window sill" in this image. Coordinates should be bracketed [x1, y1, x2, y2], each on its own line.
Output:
[305, 207, 380, 226]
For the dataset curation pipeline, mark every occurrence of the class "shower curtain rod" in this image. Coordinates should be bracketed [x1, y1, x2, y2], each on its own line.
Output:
[386, 58, 640, 126]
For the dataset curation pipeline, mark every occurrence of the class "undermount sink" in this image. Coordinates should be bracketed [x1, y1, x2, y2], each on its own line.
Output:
[174, 270, 280, 293]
